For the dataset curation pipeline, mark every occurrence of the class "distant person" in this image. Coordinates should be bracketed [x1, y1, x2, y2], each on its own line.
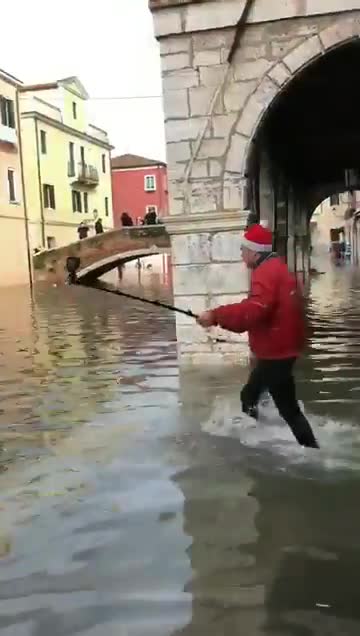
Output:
[339, 239, 346, 259]
[246, 210, 258, 229]
[121, 212, 134, 227]
[95, 218, 104, 234]
[77, 221, 89, 240]
[117, 263, 125, 281]
[144, 209, 157, 225]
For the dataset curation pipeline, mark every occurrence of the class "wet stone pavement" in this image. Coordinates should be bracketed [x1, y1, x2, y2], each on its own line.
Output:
[1, 264, 360, 635]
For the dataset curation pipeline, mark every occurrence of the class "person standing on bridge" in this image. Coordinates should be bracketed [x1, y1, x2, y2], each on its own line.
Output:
[95, 218, 104, 234]
[143, 208, 157, 225]
[121, 212, 134, 227]
[196, 224, 319, 449]
[77, 221, 89, 240]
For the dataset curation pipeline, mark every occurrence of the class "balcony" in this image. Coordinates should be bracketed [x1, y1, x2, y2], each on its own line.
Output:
[68, 161, 99, 186]
[0, 124, 17, 145]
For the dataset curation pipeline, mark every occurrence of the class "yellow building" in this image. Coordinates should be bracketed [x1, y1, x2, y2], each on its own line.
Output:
[19, 76, 113, 251]
[0, 69, 32, 286]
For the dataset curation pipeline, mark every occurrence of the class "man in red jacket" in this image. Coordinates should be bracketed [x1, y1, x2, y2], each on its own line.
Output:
[197, 224, 319, 449]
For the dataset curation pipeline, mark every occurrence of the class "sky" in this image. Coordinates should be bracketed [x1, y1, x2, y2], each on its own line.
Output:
[1, 0, 166, 161]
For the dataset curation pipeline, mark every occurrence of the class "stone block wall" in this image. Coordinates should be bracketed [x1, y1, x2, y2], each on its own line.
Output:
[150, 0, 359, 365]
[170, 224, 250, 365]
[158, 10, 348, 218]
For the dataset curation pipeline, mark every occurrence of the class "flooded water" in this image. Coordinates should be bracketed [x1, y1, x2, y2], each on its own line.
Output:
[1, 262, 360, 635]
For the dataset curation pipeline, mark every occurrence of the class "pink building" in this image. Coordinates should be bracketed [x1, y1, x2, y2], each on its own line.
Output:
[111, 153, 168, 227]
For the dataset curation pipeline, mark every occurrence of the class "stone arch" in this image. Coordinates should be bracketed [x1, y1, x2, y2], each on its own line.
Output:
[77, 247, 170, 282]
[223, 17, 360, 196]
[33, 227, 171, 284]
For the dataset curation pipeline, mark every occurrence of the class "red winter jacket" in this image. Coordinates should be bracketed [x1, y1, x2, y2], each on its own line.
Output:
[211, 255, 306, 360]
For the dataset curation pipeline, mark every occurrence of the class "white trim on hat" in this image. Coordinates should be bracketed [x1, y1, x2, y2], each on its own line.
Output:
[242, 237, 272, 252]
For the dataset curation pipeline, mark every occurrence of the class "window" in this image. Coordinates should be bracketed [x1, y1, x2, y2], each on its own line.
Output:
[72, 190, 82, 213]
[69, 142, 75, 162]
[144, 175, 156, 192]
[330, 193, 340, 206]
[7, 169, 16, 203]
[68, 142, 75, 176]
[43, 184, 56, 209]
[72, 102, 77, 119]
[40, 130, 47, 154]
[47, 236, 56, 249]
[105, 196, 109, 217]
[83, 192, 88, 214]
[80, 146, 85, 165]
[102, 154, 106, 173]
[146, 205, 157, 215]
[0, 97, 15, 128]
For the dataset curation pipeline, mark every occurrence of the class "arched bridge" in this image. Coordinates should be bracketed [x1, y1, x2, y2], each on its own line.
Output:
[33, 226, 171, 285]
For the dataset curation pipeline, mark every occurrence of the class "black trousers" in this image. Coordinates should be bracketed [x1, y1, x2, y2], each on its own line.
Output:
[241, 358, 319, 448]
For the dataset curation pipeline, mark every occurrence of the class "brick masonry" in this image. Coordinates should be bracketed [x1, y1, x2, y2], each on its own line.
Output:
[150, 0, 360, 366]
[33, 227, 170, 285]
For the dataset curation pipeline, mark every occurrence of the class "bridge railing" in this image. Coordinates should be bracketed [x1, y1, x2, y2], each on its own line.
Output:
[114, 224, 167, 239]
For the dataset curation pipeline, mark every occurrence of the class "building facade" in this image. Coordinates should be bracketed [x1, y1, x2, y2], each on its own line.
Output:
[20, 77, 113, 252]
[0, 69, 31, 287]
[111, 154, 168, 227]
[150, 0, 360, 366]
[311, 192, 353, 249]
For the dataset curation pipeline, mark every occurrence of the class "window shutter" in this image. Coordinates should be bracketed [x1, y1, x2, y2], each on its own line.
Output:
[84, 192, 88, 213]
[51, 186, 55, 209]
[8, 100, 15, 128]
[0, 97, 6, 125]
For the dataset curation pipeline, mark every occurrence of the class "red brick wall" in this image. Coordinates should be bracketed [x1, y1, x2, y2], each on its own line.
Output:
[111, 165, 169, 227]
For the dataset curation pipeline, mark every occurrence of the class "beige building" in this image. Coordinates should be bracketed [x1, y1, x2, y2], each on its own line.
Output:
[0, 69, 31, 286]
[19, 77, 114, 252]
[311, 192, 353, 251]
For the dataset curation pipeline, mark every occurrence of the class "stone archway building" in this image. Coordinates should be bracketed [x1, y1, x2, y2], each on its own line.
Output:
[149, 0, 360, 365]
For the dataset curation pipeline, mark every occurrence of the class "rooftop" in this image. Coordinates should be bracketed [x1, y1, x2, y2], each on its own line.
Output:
[0, 68, 22, 86]
[19, 76, 89, 99]
[111, 154, 166, 169]
[149, 0, 196, 8]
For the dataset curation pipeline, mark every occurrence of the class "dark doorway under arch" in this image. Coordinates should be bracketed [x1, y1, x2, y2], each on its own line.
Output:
[249, 40, 360, 274]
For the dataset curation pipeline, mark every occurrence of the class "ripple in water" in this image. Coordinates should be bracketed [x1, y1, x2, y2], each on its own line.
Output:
[0, 265, 359, 634]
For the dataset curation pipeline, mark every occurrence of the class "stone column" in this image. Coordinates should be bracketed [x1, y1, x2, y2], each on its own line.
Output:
[294, 197, 310, 279]
[258, 149, 275, 230]
[167, 211, 249, 366]
[287, 187, 296, 272]
[150, 1, 254, 365]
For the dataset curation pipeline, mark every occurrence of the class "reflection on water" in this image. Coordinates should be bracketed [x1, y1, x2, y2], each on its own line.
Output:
[0, 263, 360, 634]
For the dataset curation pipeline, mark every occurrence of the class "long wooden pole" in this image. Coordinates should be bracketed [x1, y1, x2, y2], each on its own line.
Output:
[78, 277, 198, 319]
[66, 258, 238, 344]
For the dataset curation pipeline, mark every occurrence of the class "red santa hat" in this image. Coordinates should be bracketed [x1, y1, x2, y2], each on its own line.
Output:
[242, 223, 273, 253]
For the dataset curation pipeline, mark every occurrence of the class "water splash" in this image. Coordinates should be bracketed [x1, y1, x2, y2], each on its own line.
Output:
[201, 394, 360, 474]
